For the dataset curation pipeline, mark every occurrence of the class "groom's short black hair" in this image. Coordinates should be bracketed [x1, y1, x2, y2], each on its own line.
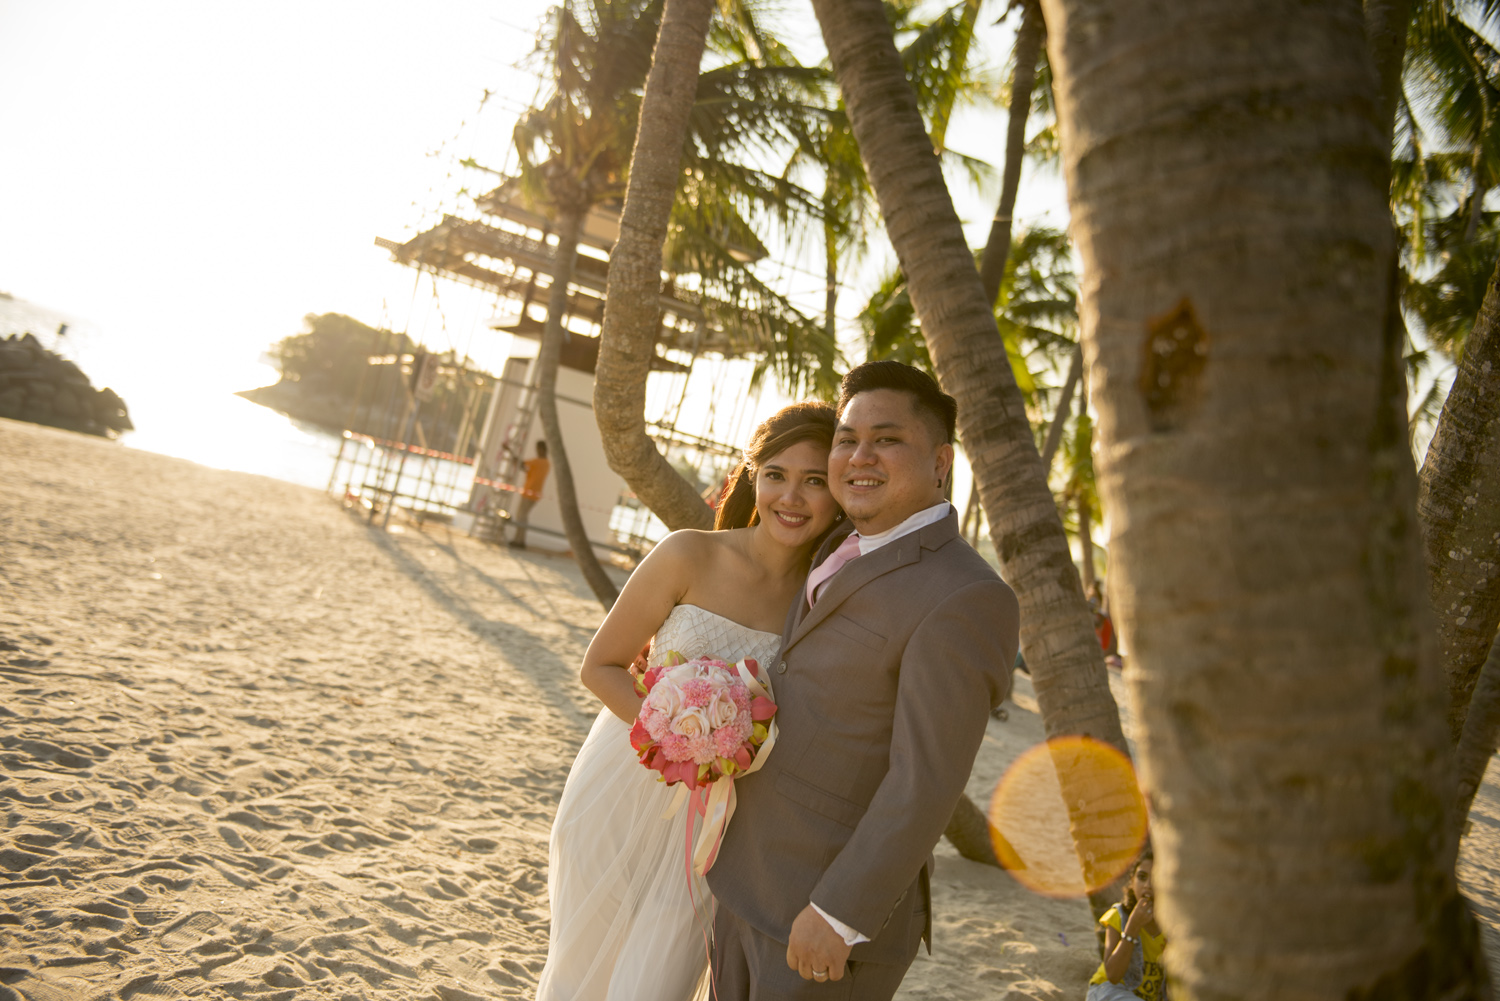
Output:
[837, 360, 958, 444]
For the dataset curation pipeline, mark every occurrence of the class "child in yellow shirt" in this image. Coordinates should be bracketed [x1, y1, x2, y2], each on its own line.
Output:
[1087, 851, 1166, 1000]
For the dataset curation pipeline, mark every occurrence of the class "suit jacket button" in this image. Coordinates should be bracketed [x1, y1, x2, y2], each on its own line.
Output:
[777, 660, 787, 674]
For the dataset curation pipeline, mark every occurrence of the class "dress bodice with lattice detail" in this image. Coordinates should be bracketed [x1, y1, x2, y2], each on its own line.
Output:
[648, 604, 782, 683]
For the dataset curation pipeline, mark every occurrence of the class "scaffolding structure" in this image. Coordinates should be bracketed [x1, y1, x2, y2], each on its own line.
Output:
[330, 176, 769, 557]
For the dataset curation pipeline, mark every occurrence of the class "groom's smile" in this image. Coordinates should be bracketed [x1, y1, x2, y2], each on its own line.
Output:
[830, 389, 953, 536]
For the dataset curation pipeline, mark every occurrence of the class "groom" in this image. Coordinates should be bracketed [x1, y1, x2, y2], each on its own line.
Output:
[708, 361, 1020, 998]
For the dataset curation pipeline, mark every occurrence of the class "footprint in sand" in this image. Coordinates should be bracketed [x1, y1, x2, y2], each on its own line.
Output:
[158, 911, 223, 950]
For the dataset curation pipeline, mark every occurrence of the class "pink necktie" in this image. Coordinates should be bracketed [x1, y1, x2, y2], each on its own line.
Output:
[806, 533, 862, 606]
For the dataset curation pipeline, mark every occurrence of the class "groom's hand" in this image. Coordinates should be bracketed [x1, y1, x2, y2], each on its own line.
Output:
[786, 905, 852, 982]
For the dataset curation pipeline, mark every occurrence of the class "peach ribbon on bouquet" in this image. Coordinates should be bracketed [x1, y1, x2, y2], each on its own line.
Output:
[663, 658, 777, 877]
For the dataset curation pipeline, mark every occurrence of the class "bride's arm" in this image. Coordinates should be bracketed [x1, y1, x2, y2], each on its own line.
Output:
[580, 532, 698, 724]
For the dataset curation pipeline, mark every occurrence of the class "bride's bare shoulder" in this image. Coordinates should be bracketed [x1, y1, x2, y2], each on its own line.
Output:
[646, 529, 746, 572]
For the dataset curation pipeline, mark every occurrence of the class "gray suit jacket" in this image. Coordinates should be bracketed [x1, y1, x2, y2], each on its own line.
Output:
[706, 509, 1019, 965]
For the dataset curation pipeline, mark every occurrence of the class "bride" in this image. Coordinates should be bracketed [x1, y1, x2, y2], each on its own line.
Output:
[536, 402, 843, 1001]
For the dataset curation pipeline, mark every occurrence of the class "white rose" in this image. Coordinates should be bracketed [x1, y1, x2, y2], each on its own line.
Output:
[647, 683, 684, 719]
[664, 663, 699, 686]
[671, 707, 711, 738]
[706, 692, 738, 730]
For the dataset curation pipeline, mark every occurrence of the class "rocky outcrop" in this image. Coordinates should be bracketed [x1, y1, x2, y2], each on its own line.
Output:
[0, 333, 132, 437]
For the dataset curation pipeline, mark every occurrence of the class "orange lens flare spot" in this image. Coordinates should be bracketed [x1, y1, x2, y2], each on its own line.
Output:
[987, 735, 1148, 898]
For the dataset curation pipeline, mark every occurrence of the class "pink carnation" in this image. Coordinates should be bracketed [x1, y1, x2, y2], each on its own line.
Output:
[681, 678, 713, 708]
[713, 726, 743, 759]
[735, 709, 753, 733]
[730, 687, 750, 712]
[687, 733, 715, 765]
[642, 706, 671, 742]
[660, 732, 690, 761]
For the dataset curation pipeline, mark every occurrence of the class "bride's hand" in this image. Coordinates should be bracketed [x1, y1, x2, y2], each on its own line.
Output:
[628, 640, 652, 681]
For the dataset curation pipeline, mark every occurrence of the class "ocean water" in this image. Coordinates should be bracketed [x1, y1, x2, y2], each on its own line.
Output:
[0, 294, 347, 491]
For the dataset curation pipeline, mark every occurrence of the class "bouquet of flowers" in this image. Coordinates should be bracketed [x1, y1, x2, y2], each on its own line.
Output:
[630, 653, 777, 789]
[629, 652, 778, 874]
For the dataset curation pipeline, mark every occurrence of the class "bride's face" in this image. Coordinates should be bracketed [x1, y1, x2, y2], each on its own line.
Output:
[754, 439, 840, 550]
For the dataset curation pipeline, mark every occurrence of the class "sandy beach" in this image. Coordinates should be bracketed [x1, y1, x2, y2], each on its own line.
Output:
[3, 416, 1498, 1000]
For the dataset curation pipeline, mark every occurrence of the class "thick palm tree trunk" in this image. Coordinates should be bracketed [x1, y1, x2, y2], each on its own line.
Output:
[594, 0, 716, 534]
[1419, 256, 1500, 744]
[1042, 0, 1484, 993]
[1365, 0, 1413, 148]
[976, 0, 1044, 308]
[539, 207, 620, 609]
[808, 0, 1133, 911]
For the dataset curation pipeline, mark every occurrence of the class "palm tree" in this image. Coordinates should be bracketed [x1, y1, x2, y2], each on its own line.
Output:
[860, 227, 1077, 438]
[594, 0, 719, 534]
[1456, 629, 1500, 822]
[595, 0, 1003, 537]
[513, 2, 650, 608]
[1038, 0, 1483, 991]
[1396, 1, 1500, 743]
[807, 0, 1133, 918]
[975, 0, 1045, 308]
[797, 0, 998, 362]
[1418, 254, 1500, 746]
[522, 0, 839, 591]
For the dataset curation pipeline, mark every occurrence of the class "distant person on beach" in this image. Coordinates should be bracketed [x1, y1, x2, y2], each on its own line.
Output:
[536, 402, 844, 999]
[1087, 851, 1167, 1000]
[1087, 582, 1118, 658]
[508, 440, 550, 549]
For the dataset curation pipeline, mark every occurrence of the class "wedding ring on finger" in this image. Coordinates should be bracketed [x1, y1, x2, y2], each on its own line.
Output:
[813, 970, 829, 981]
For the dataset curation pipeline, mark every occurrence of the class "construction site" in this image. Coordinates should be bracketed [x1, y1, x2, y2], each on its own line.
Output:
[327, 175, 780, 561]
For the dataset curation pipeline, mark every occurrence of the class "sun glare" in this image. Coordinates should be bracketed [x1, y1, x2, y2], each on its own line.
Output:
[989, 735, 1149, 899]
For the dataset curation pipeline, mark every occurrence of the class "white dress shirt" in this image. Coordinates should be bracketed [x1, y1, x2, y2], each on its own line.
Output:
[810, 501, 952, 946]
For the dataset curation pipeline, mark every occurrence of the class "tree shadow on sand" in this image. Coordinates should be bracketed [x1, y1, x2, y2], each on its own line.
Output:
[353, 514, 616, 745]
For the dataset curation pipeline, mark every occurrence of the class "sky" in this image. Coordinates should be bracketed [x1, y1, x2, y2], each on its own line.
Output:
[0, 1, 1068, 479]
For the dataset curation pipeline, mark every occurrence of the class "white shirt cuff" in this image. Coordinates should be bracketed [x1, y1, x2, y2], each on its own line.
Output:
[810, 902, 870, 946]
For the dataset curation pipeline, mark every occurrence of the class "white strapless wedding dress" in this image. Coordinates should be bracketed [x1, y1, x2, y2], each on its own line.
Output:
[536, 604, 782, 1001]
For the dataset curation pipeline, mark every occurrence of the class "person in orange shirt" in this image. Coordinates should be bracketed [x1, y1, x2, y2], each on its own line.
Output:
[509, 440, 551, 548]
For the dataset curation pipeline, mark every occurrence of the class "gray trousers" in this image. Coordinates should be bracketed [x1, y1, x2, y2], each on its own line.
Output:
[712, 906, 908, 1001]
[510, 496, 538, 545]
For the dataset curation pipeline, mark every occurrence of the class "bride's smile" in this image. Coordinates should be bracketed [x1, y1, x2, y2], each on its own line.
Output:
[754, 439, 840, 550]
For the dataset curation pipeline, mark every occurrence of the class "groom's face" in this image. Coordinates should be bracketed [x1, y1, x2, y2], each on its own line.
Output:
[830, 389, 953, 536]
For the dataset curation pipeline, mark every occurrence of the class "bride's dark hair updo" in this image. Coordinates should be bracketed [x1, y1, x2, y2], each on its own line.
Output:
[713, 401, 838, 531]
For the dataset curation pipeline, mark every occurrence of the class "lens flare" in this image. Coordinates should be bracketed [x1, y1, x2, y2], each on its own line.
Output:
[987, 735, 1148, 898]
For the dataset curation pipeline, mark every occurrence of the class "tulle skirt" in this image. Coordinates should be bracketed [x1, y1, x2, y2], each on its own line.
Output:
[535, 708, 713, 1001]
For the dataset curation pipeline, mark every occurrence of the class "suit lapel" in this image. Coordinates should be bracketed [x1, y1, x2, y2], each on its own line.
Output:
[782, 540, 909, 654]
[782, 523, 852, 649]
[783, 509, 962, 654]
